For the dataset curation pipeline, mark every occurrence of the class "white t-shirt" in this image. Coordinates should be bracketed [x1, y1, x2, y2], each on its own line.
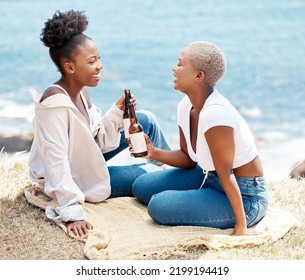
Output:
[177, 90, 258, 171]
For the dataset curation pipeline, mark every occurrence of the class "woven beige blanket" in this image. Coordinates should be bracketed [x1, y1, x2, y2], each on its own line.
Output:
[24, 185, 297, 260]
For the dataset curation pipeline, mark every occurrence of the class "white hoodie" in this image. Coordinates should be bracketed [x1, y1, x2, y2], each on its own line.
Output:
[28, 87, 123, 223]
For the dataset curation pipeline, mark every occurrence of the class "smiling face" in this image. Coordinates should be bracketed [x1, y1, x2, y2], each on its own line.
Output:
[64, 38, 103, 87]
[172, 47, 200, 93]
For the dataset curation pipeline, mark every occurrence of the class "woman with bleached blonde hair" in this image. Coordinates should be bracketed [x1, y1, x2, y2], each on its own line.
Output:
[132, 41, 268, 236]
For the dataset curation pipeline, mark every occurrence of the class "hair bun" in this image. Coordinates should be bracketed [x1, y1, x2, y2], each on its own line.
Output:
[40, 10, 88, 48]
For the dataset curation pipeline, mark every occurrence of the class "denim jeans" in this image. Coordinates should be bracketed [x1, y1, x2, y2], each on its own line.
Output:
[104, 110, 171, 198]
[132, 165, 269, 229]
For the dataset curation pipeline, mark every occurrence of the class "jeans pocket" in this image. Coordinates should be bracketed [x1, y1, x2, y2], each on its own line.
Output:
[243, 198, 260, 227]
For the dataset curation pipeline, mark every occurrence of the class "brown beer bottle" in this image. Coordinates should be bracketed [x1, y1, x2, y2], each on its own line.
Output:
[123, 89, 132, 142]
[128, 103, 148, 157]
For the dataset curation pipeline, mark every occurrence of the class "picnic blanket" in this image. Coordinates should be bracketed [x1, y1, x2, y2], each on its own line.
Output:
[24, 185, 297, 260]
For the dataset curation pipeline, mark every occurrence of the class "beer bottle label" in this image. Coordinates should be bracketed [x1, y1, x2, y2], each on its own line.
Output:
[130, 132, 147, 153]
[123, 118, 130, 138]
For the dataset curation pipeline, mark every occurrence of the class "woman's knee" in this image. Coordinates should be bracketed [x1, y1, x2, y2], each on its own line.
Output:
[147, 192, 168, 224]
[147, 190, 185, 225]
[137, 109, 157, 124]
[132, 173, 155, 205]
[132, 168, 173, 205]
[137, 110, 159, 133]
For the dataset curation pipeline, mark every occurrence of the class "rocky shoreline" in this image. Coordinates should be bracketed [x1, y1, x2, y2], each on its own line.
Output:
[0, 132, 33, 153]
[1, 131, 304, 180]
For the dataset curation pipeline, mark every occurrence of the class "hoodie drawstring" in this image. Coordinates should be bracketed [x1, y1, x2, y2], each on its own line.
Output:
[199, 170, 209, 189]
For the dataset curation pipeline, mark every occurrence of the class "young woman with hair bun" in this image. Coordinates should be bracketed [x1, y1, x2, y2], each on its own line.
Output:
[28, 10, 171, 238]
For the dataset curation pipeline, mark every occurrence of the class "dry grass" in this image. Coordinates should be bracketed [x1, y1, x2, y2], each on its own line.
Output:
[198, 179, 305, 260]
[0, 153, 85, 260]
[0, 153, 304, 260]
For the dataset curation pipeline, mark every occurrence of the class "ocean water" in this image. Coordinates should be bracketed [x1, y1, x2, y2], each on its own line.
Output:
[1, 0, 305, 181]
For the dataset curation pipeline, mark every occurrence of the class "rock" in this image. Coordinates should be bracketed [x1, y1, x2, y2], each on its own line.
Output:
[290, 160, 305, 180]
[0, 132, 33, 153]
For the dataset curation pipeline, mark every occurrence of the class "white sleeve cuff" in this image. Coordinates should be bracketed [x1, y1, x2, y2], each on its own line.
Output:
[45, 204, 86, 223]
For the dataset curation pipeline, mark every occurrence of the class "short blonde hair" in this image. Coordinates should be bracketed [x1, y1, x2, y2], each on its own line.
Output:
[188, 41, 226, 87]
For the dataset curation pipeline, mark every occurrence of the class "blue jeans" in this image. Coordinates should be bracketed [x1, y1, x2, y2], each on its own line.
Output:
[132, 165, 269, 229]
[104, 110, 171, 198]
